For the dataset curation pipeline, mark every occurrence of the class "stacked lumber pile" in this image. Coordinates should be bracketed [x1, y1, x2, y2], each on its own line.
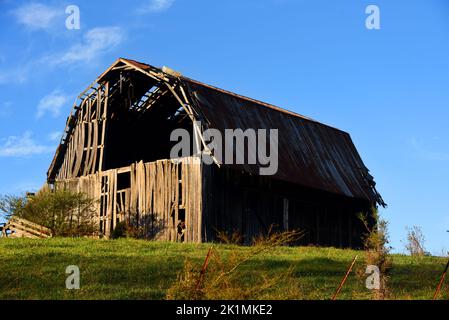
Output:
[3, 217, 52, 239]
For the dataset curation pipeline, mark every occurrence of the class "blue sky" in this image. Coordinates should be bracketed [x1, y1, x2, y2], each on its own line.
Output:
[0, 0, 448, 255]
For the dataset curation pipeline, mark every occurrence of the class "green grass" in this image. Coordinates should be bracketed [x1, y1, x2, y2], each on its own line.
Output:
[0, 238, 447, 300]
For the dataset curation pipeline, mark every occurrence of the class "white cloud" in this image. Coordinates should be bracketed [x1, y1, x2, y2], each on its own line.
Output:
[48, 131, 62, 141]
[36, 90, 69, 118]
[53, 27, 124, 64]
[137, 0, 174, 13]
[12, 3, 61, 30]
[0, 131, 54, 157]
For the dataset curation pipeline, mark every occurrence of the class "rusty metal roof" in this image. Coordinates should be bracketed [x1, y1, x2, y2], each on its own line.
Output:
[180, 79, 384, 206]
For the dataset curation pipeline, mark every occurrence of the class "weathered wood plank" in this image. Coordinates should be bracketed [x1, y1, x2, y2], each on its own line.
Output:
[55, 157, 203, 242]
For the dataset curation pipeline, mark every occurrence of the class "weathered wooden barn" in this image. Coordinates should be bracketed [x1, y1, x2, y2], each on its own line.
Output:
[47, 58, 385, 248]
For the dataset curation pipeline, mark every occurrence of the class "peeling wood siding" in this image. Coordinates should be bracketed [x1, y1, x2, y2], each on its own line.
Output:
[55, 157, 202, 242]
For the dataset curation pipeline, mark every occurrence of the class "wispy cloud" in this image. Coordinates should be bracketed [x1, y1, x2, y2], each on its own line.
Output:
[11, 181, 42, 194]
[0, 65, 29, 84]
[137, 0, 174, 13]
[12, 3, 62, 31]
[36, 90, 70, 118]
[0, 180, 43, 196]
[50, 27, 124, 65]
[409, 137, 449, 161]
[0, 131, 54, 157]
[48, 131, 62, 142]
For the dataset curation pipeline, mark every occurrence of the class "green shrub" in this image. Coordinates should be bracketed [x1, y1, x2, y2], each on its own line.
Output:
[358, 208, 392, 300]
[111, 221, 127, 239]
[0, 187, 98, 237]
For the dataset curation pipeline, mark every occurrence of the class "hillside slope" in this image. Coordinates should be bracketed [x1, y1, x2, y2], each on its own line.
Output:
[0, 238, 447, 300]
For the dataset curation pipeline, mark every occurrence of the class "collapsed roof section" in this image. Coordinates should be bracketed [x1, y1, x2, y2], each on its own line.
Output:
[47, 58, 385, 207]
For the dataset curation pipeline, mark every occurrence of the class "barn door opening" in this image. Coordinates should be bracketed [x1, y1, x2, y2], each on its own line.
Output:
[116, 170, 131, 224]
[99, 170, 118, 238]
[99, 174, 109, 236]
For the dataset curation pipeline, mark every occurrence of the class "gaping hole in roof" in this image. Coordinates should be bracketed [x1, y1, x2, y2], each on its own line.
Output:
[102, 72, 195, 170]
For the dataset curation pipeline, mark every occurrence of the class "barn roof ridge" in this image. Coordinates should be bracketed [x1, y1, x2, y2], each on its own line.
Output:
[117, 57, 348, 136]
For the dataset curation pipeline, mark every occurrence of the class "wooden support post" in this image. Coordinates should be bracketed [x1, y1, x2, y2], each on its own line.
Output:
[98, 81, 109, 173]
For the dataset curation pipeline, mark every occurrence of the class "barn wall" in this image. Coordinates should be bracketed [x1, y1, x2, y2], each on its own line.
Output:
[54, 158, 369, 248]
[55, 157, 202, 242]
[54, 82, 109, 181]
[202, 165, 370, 248]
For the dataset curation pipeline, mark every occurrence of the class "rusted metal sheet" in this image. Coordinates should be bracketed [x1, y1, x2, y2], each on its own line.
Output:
[184, 80, 384, 206]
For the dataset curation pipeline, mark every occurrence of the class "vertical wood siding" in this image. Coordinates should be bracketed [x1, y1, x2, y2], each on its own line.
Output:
[55, 157, 202, 242]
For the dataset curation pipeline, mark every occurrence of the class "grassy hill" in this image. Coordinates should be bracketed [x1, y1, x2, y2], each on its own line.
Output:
[0, 238, 447, 300]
